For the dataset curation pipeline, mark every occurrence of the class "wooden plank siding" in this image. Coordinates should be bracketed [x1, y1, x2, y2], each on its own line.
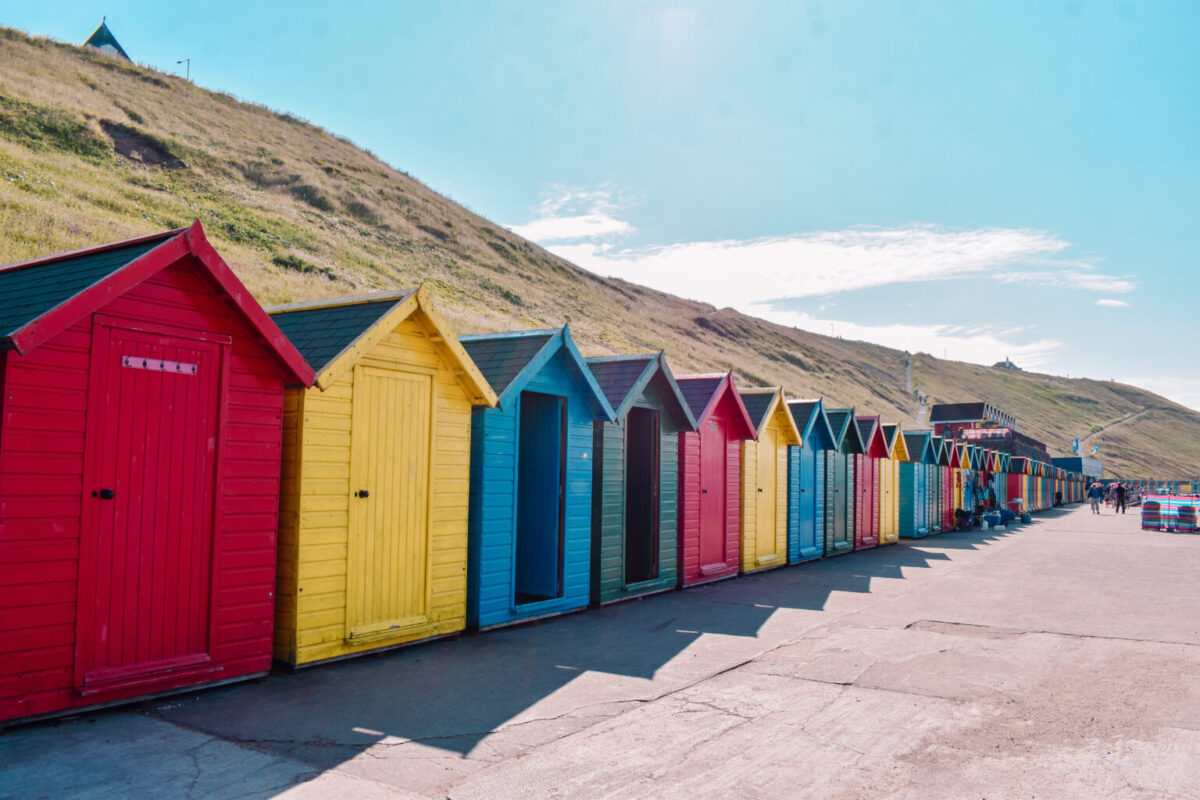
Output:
[674, 377, 754, 588]
[0, 259, 290, 722]
[590, 423, 680, 604]
[274, 316, 475, 666]
[467, 350, 599, 629]
[739, 393, 798, 574]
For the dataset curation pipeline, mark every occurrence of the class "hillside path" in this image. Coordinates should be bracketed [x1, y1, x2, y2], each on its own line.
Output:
[1080, 407, 1150, 452]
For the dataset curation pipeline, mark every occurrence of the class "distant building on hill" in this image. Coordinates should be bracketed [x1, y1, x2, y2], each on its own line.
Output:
[992, 357, 1021, 370]
[930, 402, 1017, 433]
[83, 18, 131, 61]
[929, 401, 1051, 461]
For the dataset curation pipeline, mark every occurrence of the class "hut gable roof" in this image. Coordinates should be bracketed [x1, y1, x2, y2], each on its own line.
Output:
[826, 408, 865, 454]
[84, 19, 131, 61]
[903, 430, 933, 463]
[460, 326, 615, 420]
[856, 416, 889, 458]
[788, 399, 837, 451]
[675, 372, 757, 439]
[738, 387, 801, 444]
[883, 424, 911, 460]
[0, 222, 313, 384]
[267, 287, 497, 404]
[948, 444, 962, 469]
[584, 352, 697, 429]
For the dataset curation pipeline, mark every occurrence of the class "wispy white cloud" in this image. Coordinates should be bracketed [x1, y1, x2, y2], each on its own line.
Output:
[508, 214, 633, 242]
[1096, 298, 1129, 308]
[507, 184, 636, 242]
[510, 185, 1134, 368]
[1118, 377, 1200, 414]
[761, 309, 1063, 368]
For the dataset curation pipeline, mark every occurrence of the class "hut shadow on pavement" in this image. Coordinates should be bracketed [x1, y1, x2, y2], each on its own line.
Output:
[0, 523, 1018, 800]
[141, 530, 1015, 764]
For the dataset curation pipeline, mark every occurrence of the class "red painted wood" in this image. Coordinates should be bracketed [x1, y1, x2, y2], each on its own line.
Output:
[0, 235, 290, 723]
[676, 376, 752, 587]
[7, 223, 313, 387]
[698, 418, 726, 566]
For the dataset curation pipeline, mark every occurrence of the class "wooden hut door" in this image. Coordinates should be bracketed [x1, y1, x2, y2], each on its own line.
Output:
[77, 321, 224, 690]
[798, 447, 816, 552]
[624, 407, 660, 584]
[346, 366, 432, 640]
[515, 392, 566, 603]
[755, 428, 779, 562]
[833, 453, 848, 546]
[698, 418, 727, 568]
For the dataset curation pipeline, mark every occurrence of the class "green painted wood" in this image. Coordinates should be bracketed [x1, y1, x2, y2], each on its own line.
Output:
[590, 374, 688, 604]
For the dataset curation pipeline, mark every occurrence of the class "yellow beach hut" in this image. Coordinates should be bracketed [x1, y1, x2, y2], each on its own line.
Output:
[268, 288, 497, 667]
[737, 387, 802, 573]
[879, 423, 908, 545]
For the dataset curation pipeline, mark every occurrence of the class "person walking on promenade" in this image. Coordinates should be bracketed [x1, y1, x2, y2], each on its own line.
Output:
[1088, 482, 1103, 514]
[1114, 482, 1127, 514]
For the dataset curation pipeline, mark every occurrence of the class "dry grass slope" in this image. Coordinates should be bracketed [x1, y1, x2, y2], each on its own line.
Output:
[1, 26, 1196, 478]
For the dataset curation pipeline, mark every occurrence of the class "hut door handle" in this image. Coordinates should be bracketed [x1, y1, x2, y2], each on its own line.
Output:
[757, 488, 763, 493]
[702, 489, 708, 494]
[356, 489, 370, 498]
[94, 489, 116, 500]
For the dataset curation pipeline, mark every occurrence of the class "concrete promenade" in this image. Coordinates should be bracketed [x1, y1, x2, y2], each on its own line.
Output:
[3, 505, 1198, 799]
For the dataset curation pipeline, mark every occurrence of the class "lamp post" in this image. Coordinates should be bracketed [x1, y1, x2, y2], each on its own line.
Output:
[176, 58, 190, 81]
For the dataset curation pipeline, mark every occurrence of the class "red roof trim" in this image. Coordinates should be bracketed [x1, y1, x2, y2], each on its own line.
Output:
[181, 222, 314, 385]
[8, 221, 315, 386]
[699, 372, 758, 441]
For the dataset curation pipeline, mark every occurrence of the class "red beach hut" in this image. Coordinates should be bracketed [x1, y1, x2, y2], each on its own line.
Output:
[0, 224, 313, 723]
[854, 416, 888, 549]
[675, 373, 756, 587]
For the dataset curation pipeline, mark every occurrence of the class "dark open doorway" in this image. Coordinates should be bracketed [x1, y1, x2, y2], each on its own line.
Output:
[515, 391, 566, 604]
[624, 407, 660, 584]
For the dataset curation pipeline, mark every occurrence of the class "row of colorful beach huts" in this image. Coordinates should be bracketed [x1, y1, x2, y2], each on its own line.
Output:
[0, 224, 1086, 724]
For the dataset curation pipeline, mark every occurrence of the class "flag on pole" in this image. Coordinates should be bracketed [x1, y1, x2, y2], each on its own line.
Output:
[1072, 437, 1079, 454]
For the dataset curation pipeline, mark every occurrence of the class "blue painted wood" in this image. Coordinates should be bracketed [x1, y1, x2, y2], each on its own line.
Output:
[786, 400, 835, 565]
[516, 392, 564, 599]
[899, 461, 930, 538]
[786, 446, 801, 564]
[467, 344, 607, 629]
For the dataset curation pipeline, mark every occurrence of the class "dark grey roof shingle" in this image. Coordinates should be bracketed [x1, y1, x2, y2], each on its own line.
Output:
[929, 402, 987, 422]
[739, 391, 776, 430]
[0, 237, 169, 344]
[268, 292, 414, 374]
[460, 330, 557, 397]
[676, 375, 725, 420]
[584, 355, 654, 410]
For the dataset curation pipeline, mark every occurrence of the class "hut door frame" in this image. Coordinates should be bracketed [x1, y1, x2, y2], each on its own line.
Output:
[345, 364, 433, 641]
[623, 406, 660, 585]
[755, 427, 780, 563]
[514, 391, 566, 604]
[698, 417, 728, 570]
[76, 316, 229, 693]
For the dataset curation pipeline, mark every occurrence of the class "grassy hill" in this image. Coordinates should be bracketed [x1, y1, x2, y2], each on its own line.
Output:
[1, 26, 1197, 480]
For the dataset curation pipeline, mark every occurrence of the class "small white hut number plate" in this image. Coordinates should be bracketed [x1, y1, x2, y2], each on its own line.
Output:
[122, 355, 198, 375]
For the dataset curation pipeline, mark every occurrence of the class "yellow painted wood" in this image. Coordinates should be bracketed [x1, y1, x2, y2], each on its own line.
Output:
[346, 365, 432, 639]
[755, 428, 779, 562]
[878, 425, 906, 545]
[739, 389, 801, 573]
[274, 297, 490, 666]
[878, 458, 897, 544]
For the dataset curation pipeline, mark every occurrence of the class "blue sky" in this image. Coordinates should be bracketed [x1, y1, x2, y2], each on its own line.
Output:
[5, 1, 1199, 409]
